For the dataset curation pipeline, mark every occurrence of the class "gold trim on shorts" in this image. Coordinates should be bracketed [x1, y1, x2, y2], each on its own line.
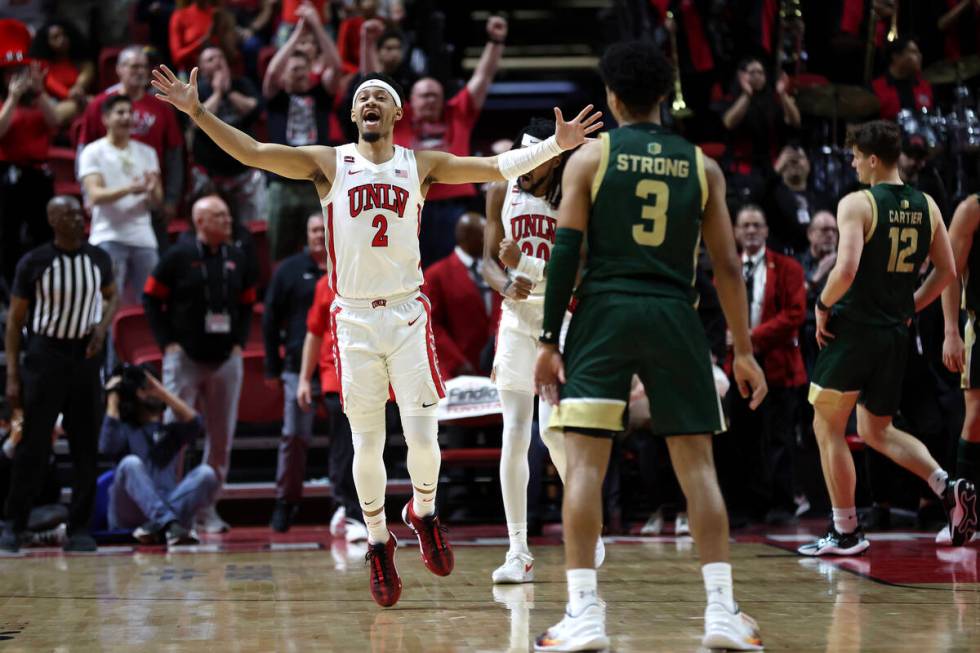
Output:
[549, 398, 626, 432]
[964, 310, 976, 389]
[808, 382, 859, 409]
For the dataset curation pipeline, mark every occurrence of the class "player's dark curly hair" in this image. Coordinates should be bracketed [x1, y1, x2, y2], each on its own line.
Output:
[598, 40, 673, 118]
[845, 120, 902, 166]
[511, 118, 570, 209]
[358, 72, 405, 107]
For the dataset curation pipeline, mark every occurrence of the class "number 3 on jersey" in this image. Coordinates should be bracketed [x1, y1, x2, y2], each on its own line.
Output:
[633, 179, 669, 247]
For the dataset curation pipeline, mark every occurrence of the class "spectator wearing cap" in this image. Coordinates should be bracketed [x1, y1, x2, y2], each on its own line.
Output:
[897, 131, 949, 220]
[0, 19, 62, 285]
[762, 145, 832, 257]
[142, 194, 257, 534]
[871, 36, 933, 121]
[190, 46, 266, 223]
[394, 15, 508, 268]
[78, 45, 184, 241]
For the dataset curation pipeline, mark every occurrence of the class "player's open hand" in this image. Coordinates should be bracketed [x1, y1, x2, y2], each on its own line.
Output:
[151, 65, 201, 116]
[733, 352, 767, 410]
[943, 331, 966, 373]
[534, 344, 565, 406]
[554, 104, 603, 151]
[815, 305, 834, 349]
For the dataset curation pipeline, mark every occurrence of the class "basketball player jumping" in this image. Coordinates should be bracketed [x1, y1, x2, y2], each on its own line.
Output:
[534, 41, 766, 651]
[483, 119, 603, 584]
[150, 66, 601, 607]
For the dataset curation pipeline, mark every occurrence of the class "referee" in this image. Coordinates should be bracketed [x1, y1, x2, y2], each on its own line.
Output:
[1, 196, 119, 553]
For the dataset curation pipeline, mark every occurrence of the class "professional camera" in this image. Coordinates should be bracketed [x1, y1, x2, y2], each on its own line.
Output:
[108, 363, 164, 424]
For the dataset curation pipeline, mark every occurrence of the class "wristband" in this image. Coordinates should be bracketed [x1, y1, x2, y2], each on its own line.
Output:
[515, 252, 546, 283]
[816, 297, 830, 312]
[497, 135, 563, 180]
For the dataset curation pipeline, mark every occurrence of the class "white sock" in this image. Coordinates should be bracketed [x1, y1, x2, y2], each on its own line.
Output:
[403, 415, 440, 517]
[566, 568, 598, 615]
[702, 562, 735, 612]
[832, 507, 858, 534]
[508, 522, 529, 555]
[500, 390, 534, 548]
[928, 468, 949, 498]
[364, 510, 389, 544]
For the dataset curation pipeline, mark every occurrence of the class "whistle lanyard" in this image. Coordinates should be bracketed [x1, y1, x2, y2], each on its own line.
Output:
[197, 241, 230, 311]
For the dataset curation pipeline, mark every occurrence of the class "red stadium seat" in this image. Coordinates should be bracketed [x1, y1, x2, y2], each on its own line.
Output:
[238, 349, 283, 423]
[440, 448, 500, 467]
[98, 46, 123, 92]
[112, 306, 160, 366]
[48, 146, 81, 198]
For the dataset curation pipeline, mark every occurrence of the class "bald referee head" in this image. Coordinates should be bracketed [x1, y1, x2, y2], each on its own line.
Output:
[46, 196, 86, 247]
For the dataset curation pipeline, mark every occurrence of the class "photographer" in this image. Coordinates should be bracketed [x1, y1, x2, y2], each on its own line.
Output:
[99, 365, 218, 548]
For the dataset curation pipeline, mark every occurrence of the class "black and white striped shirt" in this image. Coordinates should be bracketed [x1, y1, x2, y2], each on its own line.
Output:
[12, 244, 113, 340]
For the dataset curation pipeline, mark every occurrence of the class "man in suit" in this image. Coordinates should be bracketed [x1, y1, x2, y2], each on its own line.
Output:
[724, 204, 807, 525]
[422, 212, 501, 380]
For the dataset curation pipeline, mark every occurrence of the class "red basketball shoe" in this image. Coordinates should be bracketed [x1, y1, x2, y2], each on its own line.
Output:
[402, 500, 454, 576]
[365, 532, 402, 607]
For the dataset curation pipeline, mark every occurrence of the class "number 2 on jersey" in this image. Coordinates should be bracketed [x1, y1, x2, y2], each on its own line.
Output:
[372, 215, 388, 247]
[633, 179, 669, 247]
[887, 226, 918, 273]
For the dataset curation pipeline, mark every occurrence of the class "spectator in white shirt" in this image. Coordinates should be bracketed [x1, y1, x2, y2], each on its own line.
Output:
[78, 94, 162, 307]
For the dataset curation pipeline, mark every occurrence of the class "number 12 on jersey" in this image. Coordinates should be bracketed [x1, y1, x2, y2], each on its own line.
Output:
[633, 179, 669, 247]
[887, 226, 918, 273]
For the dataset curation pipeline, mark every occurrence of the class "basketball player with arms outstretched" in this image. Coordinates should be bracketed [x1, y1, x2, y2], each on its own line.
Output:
[533, 41, 766, 651]
[483, 119, 603, 585]
[150, 66, 601, 607]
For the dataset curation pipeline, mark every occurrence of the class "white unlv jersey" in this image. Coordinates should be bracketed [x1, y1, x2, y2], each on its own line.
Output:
[321, 143, 424, 299]
[498, 179, 558, 336]
[501, 179, 558, 303]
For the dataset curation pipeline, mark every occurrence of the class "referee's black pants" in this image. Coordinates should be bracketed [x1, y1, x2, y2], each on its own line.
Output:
[5, 336, 103, 534]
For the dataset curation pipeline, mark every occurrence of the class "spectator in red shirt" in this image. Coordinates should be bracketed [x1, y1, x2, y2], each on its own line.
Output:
[0, 47, 60, 284]
[275, 0, 330, 46]
[393, 15, 507, 268]
[28, 20, 94, 126]
[296, 275, 366, 542]
[78, 46, 185, 237]
[871, 36, 933, 121]
[169, 0, 240, 74]
[335, 0, 381, 74]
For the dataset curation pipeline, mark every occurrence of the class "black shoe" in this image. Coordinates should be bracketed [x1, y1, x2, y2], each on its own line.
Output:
[132, 521, 165, 545]
[942, 478, 978, 546]
[165, 522, 199, 547]
[270, 500, 297, 533]
[63, 533, 97, 552]
[0, 526, 23, 553]
[797, 527, 870, 556]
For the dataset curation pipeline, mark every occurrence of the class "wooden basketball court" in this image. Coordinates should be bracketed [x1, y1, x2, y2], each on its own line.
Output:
[0, 525, 976, 651]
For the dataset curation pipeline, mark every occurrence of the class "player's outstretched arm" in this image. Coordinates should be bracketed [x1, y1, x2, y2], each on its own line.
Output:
[914, 193, 956, 313]
[417, 105, 602, 187]
[941, 196, 980, 372]
[152, 66, 334, 191]
[701, 156, 767, 409]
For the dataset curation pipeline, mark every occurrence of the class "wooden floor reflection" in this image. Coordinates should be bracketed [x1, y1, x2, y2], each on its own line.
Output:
[0, 531, 977, 652]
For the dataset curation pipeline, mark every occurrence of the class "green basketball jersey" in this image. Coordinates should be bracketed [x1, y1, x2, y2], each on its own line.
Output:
[834, 183, 935, 326]
[964, 193, 980, 313]
[577, 123, 706, 302]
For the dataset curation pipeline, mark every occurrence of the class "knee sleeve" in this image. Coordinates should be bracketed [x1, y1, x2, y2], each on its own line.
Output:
[499, 390, 535, 526]
[402, 414, 441, 488]
[351, 429, 387, 510]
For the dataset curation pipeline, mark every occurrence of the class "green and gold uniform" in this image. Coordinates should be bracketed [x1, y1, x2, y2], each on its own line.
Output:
[961, 193, 980, 389]
[809, 183, 937, 416]
[550, 123, 725, 436]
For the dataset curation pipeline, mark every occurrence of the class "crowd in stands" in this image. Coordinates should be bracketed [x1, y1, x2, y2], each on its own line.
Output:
[0, 1, 979, 548]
